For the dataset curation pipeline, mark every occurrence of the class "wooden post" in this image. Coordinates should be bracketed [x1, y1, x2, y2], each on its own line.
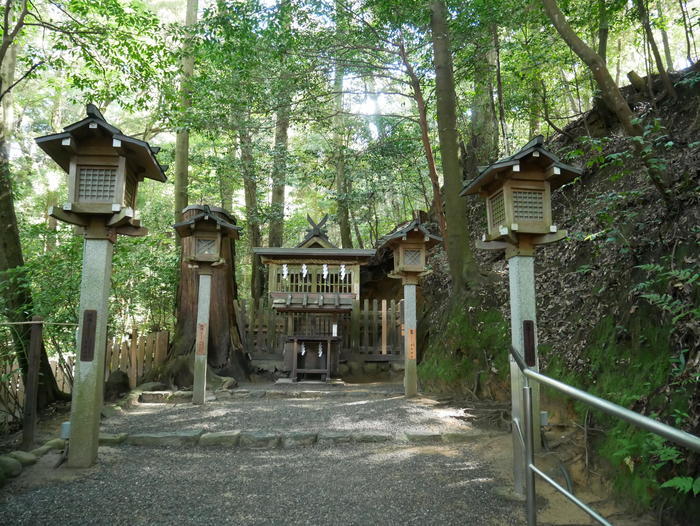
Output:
[256, 297, 265, 353]
[119, 340, 129, 372]
[137, 334, 146, 383]
[362, 299, 369, 353]
[381, 299, 388, 355]
[351, 299, 360, 352]
[155, 331, 169, 366]
[21, 316, 42, 450]
[110, 340, 119, 373]
[128, 328, 138, 389]
[145, 332, 155, 375]
[389, 299, 397, 354]
[372, 299, 379, 352]
[266, 304, 275, 353]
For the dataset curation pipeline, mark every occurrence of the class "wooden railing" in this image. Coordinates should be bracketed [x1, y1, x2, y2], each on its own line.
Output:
[0, 327, 169, 429]
[237, 298, 404, 361]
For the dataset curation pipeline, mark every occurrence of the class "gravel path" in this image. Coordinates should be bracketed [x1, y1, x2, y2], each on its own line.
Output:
[2, 384, 522, 524]
[100, 396, 471, 436]
[1, 443, 520, 525]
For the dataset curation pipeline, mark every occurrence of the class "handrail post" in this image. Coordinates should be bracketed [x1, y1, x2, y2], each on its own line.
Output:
[523, 385, 537, 526]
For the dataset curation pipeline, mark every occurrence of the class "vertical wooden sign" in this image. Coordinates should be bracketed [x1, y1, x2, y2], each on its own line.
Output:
[196, 322, 208, 355]
[80, 310, 97, 361]
[407, 328, 417, 360]
[523, 320, 536, 367]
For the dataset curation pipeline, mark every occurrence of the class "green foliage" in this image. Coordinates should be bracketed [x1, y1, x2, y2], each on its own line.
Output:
[419, 304, 509, 395]
[632, 260, 700, 325]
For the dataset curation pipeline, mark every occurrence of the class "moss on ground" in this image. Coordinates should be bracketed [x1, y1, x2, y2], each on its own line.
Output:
[419, 303, 510, 397]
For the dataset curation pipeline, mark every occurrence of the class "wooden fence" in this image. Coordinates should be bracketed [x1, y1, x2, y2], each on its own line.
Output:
[238, 298, 404, 362]
[0, 328, 168, 429]
[105, 329, 170, 389]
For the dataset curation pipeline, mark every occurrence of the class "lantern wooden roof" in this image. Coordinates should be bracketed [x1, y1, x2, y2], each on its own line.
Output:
[35, 104, 167, 182]
[459, 135, 582, 196]
[173, 205, 241, 239]
[377, 211, 442, 251]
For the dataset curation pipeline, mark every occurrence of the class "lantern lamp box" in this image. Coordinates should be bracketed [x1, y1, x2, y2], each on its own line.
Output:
[460, 135, 582, 243]
[35, 105, 167, 231]
[173, 205, 242, 264]
[377, 211, 442, 278]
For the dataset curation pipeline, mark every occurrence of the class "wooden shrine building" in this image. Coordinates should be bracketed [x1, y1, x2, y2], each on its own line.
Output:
[249, 216, 405, 379]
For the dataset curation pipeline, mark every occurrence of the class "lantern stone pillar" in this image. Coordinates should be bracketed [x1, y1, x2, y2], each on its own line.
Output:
[193, 270, 212, 405]
[378, 211, 441, 399]
[507, 254, 541, 494]
[173, 205, 242, 405]
[67, 228, 114, 468]
[403, 276, 418, 397]
[460, 135, 583, 497]
[35, 105, 168, 468]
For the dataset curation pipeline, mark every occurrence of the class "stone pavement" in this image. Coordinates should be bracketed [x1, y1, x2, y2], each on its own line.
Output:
[1, 382, 523, 525]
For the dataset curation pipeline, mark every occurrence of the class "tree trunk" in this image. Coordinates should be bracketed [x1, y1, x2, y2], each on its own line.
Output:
[597, 0, 609, 64]
[677, 0, 696, 65]
[634, 0, 676, 98]
[0, 43, 63, 408]
[170, 207, 248, 382]
[268, 0, 291, 248]
[332, 69, 353, 248]
[528, 92, 541, 139]
[333, 1, 352, 249]
[430, 0, 480, 291]
[268, 96, 290, 248]
[239, 128, 264, 302]
[397, 39, 448, 244]
[543, 0, 672, 206]
[656, 2, 674, 71]
[173, 0, 198, 225]
[465, 29, 498, 181]
[541, 0, 642, 136]
[493, 25, 510, 156]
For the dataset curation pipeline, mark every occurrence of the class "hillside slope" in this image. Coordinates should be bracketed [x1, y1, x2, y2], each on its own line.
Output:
[419, 66, 700, 519]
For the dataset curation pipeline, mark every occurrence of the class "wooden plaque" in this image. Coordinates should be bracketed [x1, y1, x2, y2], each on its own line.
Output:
[80, 310, 97, 362]
[523, 320, 536, 367]
[196, 323, 208, 356]
[407, 328, 417, 360]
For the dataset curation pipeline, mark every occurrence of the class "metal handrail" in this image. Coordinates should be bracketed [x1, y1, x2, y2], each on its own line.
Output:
[509, 346, 700, 526]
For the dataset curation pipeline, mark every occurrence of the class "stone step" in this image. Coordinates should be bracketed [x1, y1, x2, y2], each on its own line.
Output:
[98, 428, 501, 450]
[138, 389, 402, 403]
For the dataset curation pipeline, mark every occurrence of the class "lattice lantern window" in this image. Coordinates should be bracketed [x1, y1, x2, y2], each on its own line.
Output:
[69, 155, 138, 212]
[396, 243, 426, 273]
[192, 232, 221, 262]
[484, 180, 553, 240]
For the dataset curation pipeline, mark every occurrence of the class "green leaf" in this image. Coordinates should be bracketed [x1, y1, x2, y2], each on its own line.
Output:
[660, 477, 694, 494]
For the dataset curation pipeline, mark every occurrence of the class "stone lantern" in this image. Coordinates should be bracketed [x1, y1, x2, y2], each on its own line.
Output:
[174, 205, 240, 265]
[460, 135, 582, 496]
[460, 135, 581, 256]
[173, 205, 241, 404]
[379, 211, 441, 396]
[35, 104, 167, 468]
[36, 104, 166, 235]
